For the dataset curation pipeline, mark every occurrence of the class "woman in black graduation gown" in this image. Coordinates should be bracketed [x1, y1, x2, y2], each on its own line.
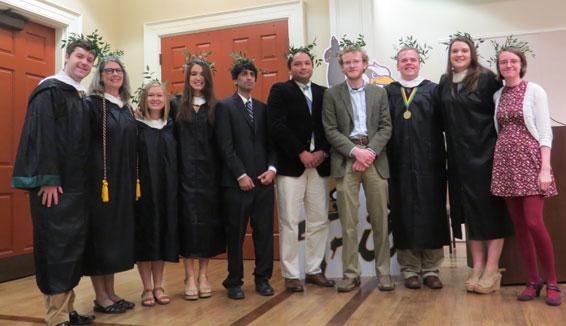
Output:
[135, 81, 178, 306]
[176, 60, 225, 300]
[437, 36, 513, 294]
[84, 57, 137, 313]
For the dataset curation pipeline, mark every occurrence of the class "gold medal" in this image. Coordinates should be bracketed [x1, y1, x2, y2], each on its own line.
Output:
[401, 87, 418, 121]
[403, 111, 412, 119]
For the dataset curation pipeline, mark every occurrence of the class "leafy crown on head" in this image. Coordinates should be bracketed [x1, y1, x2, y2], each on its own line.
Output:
[442, 31, 484, 51]
[335, 34, 366, 57]
[285, 38, 322, 67]
[181, 49, 216, 73]
[391, 36, 432, 64]
[486, 35, 535, 67]
[228, 52, 267, 74]
[61, 29, 124, 67]
[130, 66, 169, 106]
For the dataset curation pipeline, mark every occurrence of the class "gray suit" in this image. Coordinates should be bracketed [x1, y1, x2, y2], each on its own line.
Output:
[322, 80, 393, 278]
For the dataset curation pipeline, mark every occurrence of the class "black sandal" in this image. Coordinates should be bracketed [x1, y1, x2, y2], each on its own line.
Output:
[93, 300, 126, 314]
[115, 299, 135, 310]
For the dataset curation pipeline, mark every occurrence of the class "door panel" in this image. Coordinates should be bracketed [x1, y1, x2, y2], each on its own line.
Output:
[162, 21, 288, 259]
[0, 21, 55, 282]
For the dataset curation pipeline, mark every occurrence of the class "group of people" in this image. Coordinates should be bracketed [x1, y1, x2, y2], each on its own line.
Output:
[11, 33, 560, 326]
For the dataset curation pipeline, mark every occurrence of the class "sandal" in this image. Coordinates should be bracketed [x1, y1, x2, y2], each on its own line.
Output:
[198, 275, 212, 298]
[115, 299, 135, 310]
[141, 289, 155, 307]
[184, 277, 198, 301]
[153, 287, 171, 305]
[93, 300, 126, 314]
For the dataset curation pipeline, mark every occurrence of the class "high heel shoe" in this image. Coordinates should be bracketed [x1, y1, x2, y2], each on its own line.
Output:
[473, 269, 501, 294]
[184, 277, 198, 301]
[464, 268, 484, 292]
[517, 280, 543, 301]
[545, 284, 562, 306]
[198, 275, 212, 298]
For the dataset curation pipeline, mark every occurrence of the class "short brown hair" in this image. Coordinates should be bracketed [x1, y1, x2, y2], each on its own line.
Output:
[496, 46, 528, 80]
[65, 39, 95, 58]
[338, 45, 369, 66]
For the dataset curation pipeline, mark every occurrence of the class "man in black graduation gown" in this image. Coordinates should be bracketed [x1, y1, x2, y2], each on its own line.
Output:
[216, 59, 277, 300]
[11, 40, 97, 326]
[385, 48, 450, 290]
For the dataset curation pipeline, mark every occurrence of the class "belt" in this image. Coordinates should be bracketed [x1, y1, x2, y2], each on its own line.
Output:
[350, 137, 368, 145]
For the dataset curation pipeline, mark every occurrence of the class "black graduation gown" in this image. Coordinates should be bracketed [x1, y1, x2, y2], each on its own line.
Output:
[83, 95, 137, 275]
[135, 117, 179, 262]
[11, 79, 90, 295]
[176, 103, 226, 258]
[437, 71, 513, 240]
[385, 80, 450, 249]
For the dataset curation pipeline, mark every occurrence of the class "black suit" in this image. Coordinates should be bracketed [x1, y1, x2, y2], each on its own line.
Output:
[215, 92, 277, 288]
[267, 79, 330, 177]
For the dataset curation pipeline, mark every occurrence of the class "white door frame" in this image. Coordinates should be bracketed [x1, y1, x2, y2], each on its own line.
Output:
[143, 0, 305, 77]
[0, 0, 82, 69]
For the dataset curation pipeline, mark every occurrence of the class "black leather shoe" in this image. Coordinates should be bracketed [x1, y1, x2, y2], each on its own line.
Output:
[227, 286, 245, 300]
[69, 311, 95, 325]
[255, 281, 275, 296]
[56, 322, 70, 326]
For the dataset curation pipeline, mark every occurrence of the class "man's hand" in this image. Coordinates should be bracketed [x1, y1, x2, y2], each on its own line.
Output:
[258, 170, 276, 185]
[238, 175, 255, 191]
[311, 150, 326, 168]
[38, 185, 63, 207]
[299, 151, 315, 168]
[352, 160, 367, 172]
[352, 148, 376, 167]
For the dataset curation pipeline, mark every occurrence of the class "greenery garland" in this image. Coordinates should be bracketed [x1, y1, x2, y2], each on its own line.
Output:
[285, 38, 323, 67]
[391, 36, 432, 64]
[486, 35, 535, 67]
[229, 52, 267, 74]
[336, 34, 366, 56]
[181, 49, 216, 73]
[442, 31, 484, 51]
[130, 66, 166, 106]
[60, 29, 124, 67]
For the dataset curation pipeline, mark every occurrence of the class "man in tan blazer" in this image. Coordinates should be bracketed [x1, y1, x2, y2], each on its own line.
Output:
[322, 45, 393, 292]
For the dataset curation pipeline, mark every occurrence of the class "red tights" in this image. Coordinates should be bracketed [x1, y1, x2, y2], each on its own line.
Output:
[505, 196, 557, 285]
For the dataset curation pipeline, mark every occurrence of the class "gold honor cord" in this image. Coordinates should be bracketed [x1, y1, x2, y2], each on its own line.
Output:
[401, 87, 418, 119]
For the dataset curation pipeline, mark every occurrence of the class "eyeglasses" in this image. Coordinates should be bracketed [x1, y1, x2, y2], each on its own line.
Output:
[498, 59, 521, 66]
[103, 68, 124, 75]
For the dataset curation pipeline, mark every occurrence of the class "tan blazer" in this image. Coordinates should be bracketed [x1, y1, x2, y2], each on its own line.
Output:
[322, 81, 392, 179]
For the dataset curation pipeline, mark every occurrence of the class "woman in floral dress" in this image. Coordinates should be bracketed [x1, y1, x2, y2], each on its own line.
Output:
[491, 47, 560, 306]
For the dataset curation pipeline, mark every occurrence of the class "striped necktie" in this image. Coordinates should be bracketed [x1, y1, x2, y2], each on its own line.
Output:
[245, 100, 254, 123]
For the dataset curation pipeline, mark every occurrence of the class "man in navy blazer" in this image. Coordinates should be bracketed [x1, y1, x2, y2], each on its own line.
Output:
[216, 59, 277, 300]
[267, 50, 334, 292]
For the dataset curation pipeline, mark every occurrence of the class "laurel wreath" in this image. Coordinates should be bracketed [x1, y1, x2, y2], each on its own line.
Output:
[60, 29, 124, 67]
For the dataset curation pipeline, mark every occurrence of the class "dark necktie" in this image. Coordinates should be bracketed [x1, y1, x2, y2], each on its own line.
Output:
[245, 100, 254, 123]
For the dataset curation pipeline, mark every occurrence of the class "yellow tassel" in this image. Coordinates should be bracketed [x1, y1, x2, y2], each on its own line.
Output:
[136, 179, 141, 201]
[102, 180, 109, 202]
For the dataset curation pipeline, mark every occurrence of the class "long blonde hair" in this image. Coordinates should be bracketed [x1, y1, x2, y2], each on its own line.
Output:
[139, 81, 170, 122]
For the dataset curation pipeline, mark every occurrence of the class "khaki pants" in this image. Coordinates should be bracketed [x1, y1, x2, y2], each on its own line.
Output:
[45, 290, 74, 326]
[336, 159, 390, 278]
[397, 248, 444, 279]
[277, 169, 330, 279]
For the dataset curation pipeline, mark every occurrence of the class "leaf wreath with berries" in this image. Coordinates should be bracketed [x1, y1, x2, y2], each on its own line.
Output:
[181, 49, 216, 73]
[229, 52, 268, 74]
[391, 35, 433, 64]
[61, 29, 124, 67]
[335, 34, 367, 57]
[486, 35, 535, 67]
[442, 31, 484, 51]
[285, 38, 323, 67]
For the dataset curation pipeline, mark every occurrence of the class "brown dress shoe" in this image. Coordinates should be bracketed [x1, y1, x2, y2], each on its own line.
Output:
[376, 275, 395, 291]
[404, 276, 421, 289]
[306, 273, 336, 287]
[336, 277, 361, 292]
[423, 275, 443, 289]
[285, 278, 304, 292]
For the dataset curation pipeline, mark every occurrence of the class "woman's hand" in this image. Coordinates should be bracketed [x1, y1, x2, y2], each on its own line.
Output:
[537, 169, 552, 191]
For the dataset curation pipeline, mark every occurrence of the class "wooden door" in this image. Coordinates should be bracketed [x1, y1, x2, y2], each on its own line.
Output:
[161, 21, 289, 259]
[0, 21, 55, 282]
